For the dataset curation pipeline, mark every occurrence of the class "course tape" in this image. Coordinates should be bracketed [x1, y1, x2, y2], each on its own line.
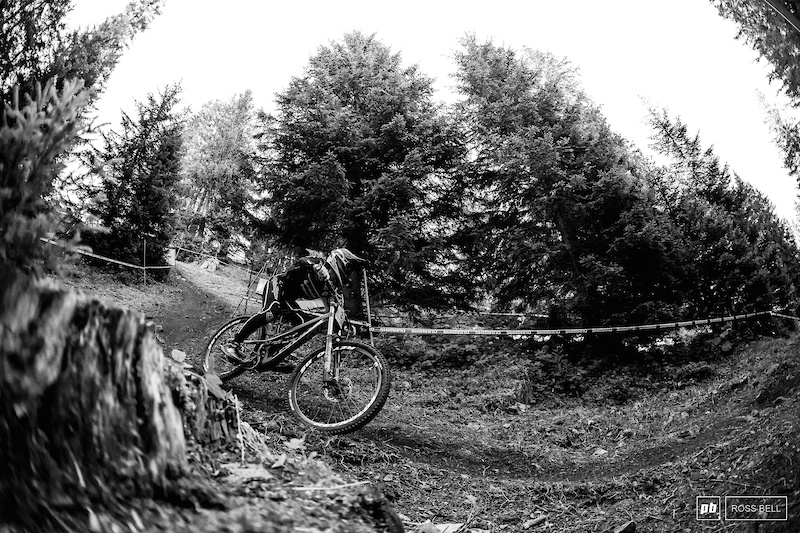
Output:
[770, 312, 800, 322]
[173, 245, 252, 274]
[42, 238, 172, 270]
[370, 311, 786, 336]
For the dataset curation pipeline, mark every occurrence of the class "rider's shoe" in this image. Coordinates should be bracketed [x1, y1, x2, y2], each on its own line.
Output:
[221, 341, 245, 364]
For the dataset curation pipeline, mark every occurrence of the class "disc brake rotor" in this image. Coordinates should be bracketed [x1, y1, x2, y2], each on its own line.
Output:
[323, 378, 353, 402]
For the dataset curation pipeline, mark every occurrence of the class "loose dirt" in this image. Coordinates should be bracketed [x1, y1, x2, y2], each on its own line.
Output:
[55, 260, 800, 532]
[52, 260, 401, 533]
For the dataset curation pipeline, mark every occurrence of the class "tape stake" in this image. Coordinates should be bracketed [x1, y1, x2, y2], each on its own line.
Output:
[42, 238, 172, 271]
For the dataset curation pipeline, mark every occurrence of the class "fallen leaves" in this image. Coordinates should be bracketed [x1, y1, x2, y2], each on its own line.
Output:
[285, 436, 306, 451]
[271, 453, 288, 469]
[522, 515, 547, 529]
[222, 463, 274, 483]
[412, 522, 463, 533]
[202, 373, 228, 400]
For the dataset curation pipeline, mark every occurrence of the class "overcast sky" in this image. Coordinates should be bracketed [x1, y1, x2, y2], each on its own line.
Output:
[68, 0, 799, 221]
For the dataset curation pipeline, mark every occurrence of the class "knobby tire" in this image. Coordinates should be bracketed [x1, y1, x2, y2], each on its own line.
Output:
[204, 314, 290, 382]
[287, 340, 390, 434]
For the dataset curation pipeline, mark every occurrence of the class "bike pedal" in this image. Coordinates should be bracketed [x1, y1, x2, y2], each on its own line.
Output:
[221, 344, 246, 365]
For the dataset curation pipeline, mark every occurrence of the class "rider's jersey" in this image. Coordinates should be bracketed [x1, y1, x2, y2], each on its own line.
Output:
[277, 256, 336, 303]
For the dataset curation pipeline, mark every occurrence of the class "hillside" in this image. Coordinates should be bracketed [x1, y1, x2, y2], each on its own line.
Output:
[56, 260, 800, 532]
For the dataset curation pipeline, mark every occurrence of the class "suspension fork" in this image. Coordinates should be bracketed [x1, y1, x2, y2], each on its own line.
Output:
[323, 309, 336, 383]
[326, 305, 348, 384]
[323, 296, 348, 383]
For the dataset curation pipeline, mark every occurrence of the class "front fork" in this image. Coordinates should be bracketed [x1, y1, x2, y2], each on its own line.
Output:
[323, 310, 337, 383]
[323, 300, 345, 384]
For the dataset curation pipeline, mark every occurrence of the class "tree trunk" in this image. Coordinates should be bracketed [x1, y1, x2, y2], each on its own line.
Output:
[0, 266, 187, 528]
[164, 363, 239, 445]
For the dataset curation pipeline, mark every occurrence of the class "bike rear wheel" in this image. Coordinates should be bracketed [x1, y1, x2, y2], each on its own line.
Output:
[287, 340, 390, 434]
[204, 314, 291, 382]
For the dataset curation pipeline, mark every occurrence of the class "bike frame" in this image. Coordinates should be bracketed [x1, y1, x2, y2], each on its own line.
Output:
[246, 298, 342, 382]
[236, 271, 376, 384]
[208, 269, 388, 433]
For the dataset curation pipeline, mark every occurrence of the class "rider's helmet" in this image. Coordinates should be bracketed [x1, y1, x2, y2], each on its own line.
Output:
[326, 248, 368, 285]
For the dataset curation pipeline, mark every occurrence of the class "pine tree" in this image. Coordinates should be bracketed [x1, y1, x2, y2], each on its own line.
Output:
[0, 0, 165, 272]
[0, 80, 90, 272]
[710, 0, 800, 101]
[1, 0, 165, 102]
[262, 31, 466, 307]
[178, 91, 259, 256]
[647, 108, 800, 316]
[86, 85, 183, 273]
[710, 1, 800, 194]
[453, 37, 687, 325]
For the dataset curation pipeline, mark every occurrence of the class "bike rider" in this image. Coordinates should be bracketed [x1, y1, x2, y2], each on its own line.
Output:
[221, 248, 368, 364]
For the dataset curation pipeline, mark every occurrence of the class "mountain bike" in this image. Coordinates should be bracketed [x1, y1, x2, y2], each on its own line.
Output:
[203, 296, 391, 434]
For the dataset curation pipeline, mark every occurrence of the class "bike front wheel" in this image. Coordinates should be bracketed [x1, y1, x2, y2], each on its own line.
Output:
[288, 340, 390, 434]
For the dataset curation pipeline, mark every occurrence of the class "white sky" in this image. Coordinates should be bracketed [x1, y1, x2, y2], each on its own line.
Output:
[68, 0, 799, 221]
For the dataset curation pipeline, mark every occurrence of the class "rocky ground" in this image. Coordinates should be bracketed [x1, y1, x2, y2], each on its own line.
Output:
[54, 259, 800, 532]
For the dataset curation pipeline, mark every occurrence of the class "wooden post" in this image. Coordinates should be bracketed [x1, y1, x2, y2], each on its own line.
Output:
[363, 269, 374, 346]
[143, 237, 147, 286]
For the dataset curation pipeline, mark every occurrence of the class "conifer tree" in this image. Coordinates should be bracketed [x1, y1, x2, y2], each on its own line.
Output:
[1, 0, 165, 103]
[262, 31, 466, 307]
[710, 1, 800, 195]
[0, 80, 90, 272]
[453, 37, 687, 325]
[647, 109, 800, 315]
[86, 85, 183, 273]
[0, 0, 164, 272]
[710, 0, 800, 101]
[178, 91, 259, 255]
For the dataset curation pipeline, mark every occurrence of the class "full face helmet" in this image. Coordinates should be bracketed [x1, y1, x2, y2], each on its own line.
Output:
[326, 248, 368, 285]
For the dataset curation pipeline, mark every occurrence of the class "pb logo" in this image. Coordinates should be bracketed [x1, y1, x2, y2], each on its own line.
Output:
[697, 496, 722, 520]
[701, 502, 717, 514]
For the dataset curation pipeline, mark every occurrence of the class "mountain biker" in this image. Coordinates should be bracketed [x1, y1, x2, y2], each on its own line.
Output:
[221, 248, 368, 364]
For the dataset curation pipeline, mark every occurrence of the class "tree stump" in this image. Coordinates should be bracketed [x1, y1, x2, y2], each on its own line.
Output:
[0, 266, 187, 528]
[163, 363, 239, 445]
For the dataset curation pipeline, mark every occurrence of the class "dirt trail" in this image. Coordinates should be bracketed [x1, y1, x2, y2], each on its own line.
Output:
[62, 263, 402, 533]
[163, 262, 800, 532]
[155, 264, 235, 361]
[58, 261, 238, 367]
[170, 263, 738, 480]
[355, 411, 750, 483]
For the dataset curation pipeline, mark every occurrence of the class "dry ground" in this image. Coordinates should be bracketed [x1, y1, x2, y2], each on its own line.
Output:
[47, 259, 401, 533]
[51, 259, 800, 533]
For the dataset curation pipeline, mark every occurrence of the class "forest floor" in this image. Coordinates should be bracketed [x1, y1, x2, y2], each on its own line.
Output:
[55, 260, 800, 533]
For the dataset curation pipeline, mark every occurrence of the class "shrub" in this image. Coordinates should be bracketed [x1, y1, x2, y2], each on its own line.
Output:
[0, 80, 90, 274]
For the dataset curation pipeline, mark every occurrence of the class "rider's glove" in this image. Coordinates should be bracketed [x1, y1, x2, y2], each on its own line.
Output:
[312, 262, 331, 283]
[333, 289, 345, 307]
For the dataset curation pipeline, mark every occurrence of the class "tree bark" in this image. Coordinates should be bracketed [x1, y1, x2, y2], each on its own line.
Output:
[163, 363, 239, 445]
[0, 266, 187, 528]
